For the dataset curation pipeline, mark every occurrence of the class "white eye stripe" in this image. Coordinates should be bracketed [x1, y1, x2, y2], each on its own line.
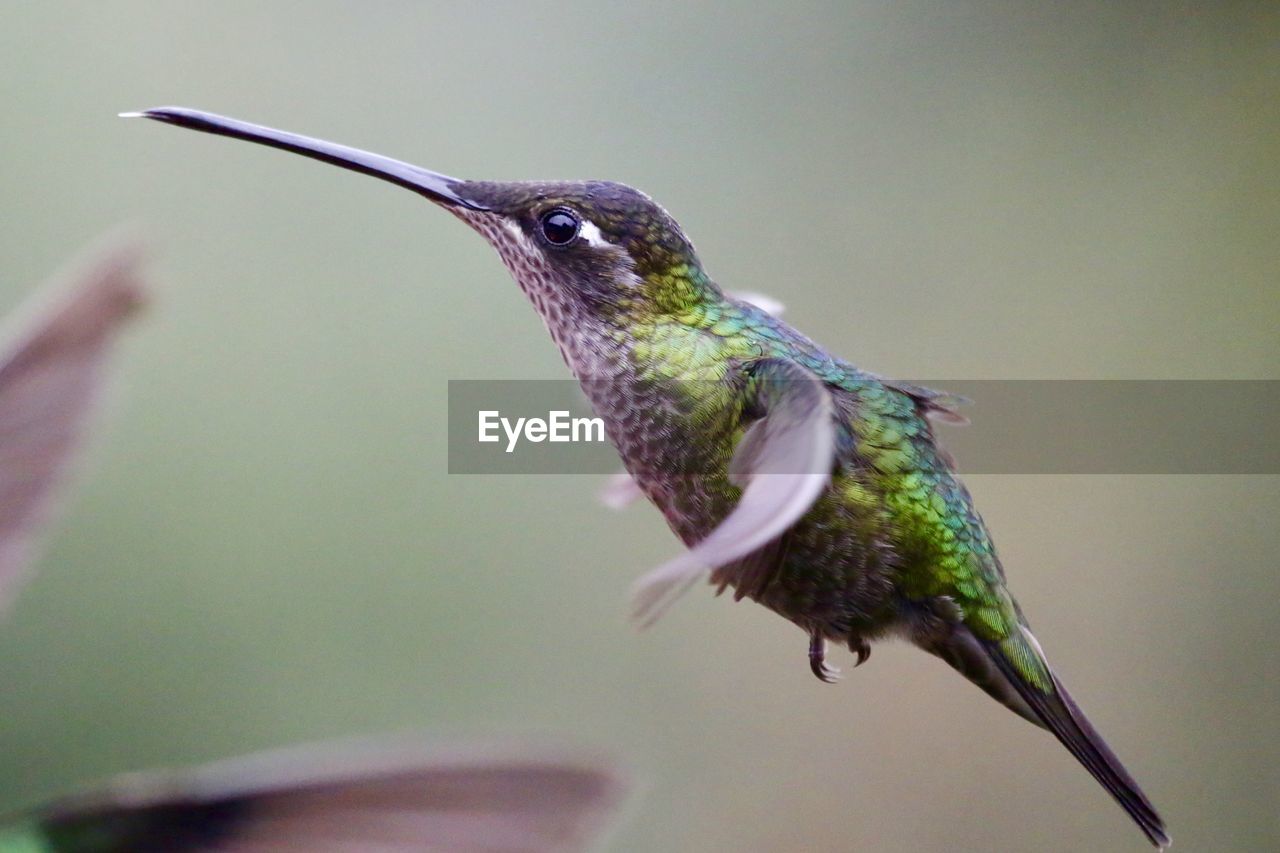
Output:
[506, 213, 611, 249]
[577, 219, 610, 248]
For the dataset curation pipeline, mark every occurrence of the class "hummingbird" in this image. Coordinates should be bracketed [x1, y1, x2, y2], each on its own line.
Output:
[124, 107, 1169, 849]
[0, 734, 627, 851]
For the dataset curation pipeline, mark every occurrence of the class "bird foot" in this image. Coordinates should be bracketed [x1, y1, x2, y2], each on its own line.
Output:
[808, 634, 841, 683]
[851, 637, 871, 667]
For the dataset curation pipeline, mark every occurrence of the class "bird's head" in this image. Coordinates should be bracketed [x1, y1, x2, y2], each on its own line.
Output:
[125, 108, 718, 329]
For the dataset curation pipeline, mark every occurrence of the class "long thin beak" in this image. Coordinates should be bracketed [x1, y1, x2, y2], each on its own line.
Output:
[121, 107, 489, 211]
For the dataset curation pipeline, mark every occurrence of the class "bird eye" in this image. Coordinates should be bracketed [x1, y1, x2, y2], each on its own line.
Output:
[539, 209, 581, 246]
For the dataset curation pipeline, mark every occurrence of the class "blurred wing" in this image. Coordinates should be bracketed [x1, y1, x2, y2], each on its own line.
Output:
[596, 469, 644, 511]
[883, 378, 970, 426]
[37, 735, 629, 852]
[0, 236, 146, 609]
[630, 359, 834, 627]
[728, 290, 785, 318]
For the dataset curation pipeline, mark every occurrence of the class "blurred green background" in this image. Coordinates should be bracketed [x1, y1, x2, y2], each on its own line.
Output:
[1, 3, 1277, 850]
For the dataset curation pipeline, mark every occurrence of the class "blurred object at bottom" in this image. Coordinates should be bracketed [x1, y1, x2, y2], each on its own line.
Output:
[1, 733, 630, 852]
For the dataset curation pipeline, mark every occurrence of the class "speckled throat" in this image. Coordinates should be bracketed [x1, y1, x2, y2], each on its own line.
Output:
[448, 204, 747, 547]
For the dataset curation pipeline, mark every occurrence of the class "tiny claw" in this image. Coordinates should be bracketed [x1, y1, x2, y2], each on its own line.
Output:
[851, 637, 871, 667]
[812, 658, 841, 683]
[809, 634, 841, 684]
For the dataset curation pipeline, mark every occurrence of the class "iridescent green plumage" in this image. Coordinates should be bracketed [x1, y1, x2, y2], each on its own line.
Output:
[126, 107, 1169, 849]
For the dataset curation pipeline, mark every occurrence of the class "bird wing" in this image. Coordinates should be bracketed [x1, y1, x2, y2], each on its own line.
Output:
[630, 358, 835, 627]
[882, 377, 970, 426]
[35, 735, 629, 852]
[0, 236, 146, 610]
[597, 468, 644, 510]
[728, 290, 786, 318]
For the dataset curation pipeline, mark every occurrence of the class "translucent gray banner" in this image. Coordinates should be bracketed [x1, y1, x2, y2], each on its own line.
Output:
[447, 380, 1279, 475]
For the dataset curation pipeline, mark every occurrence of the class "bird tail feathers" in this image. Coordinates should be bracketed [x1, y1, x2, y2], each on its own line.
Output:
[989, 628, 1170, 850]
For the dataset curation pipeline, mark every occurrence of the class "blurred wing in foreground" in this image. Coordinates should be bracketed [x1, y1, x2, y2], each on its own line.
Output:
[0, 237, 146, 609]
[21, 735, 629, 852]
